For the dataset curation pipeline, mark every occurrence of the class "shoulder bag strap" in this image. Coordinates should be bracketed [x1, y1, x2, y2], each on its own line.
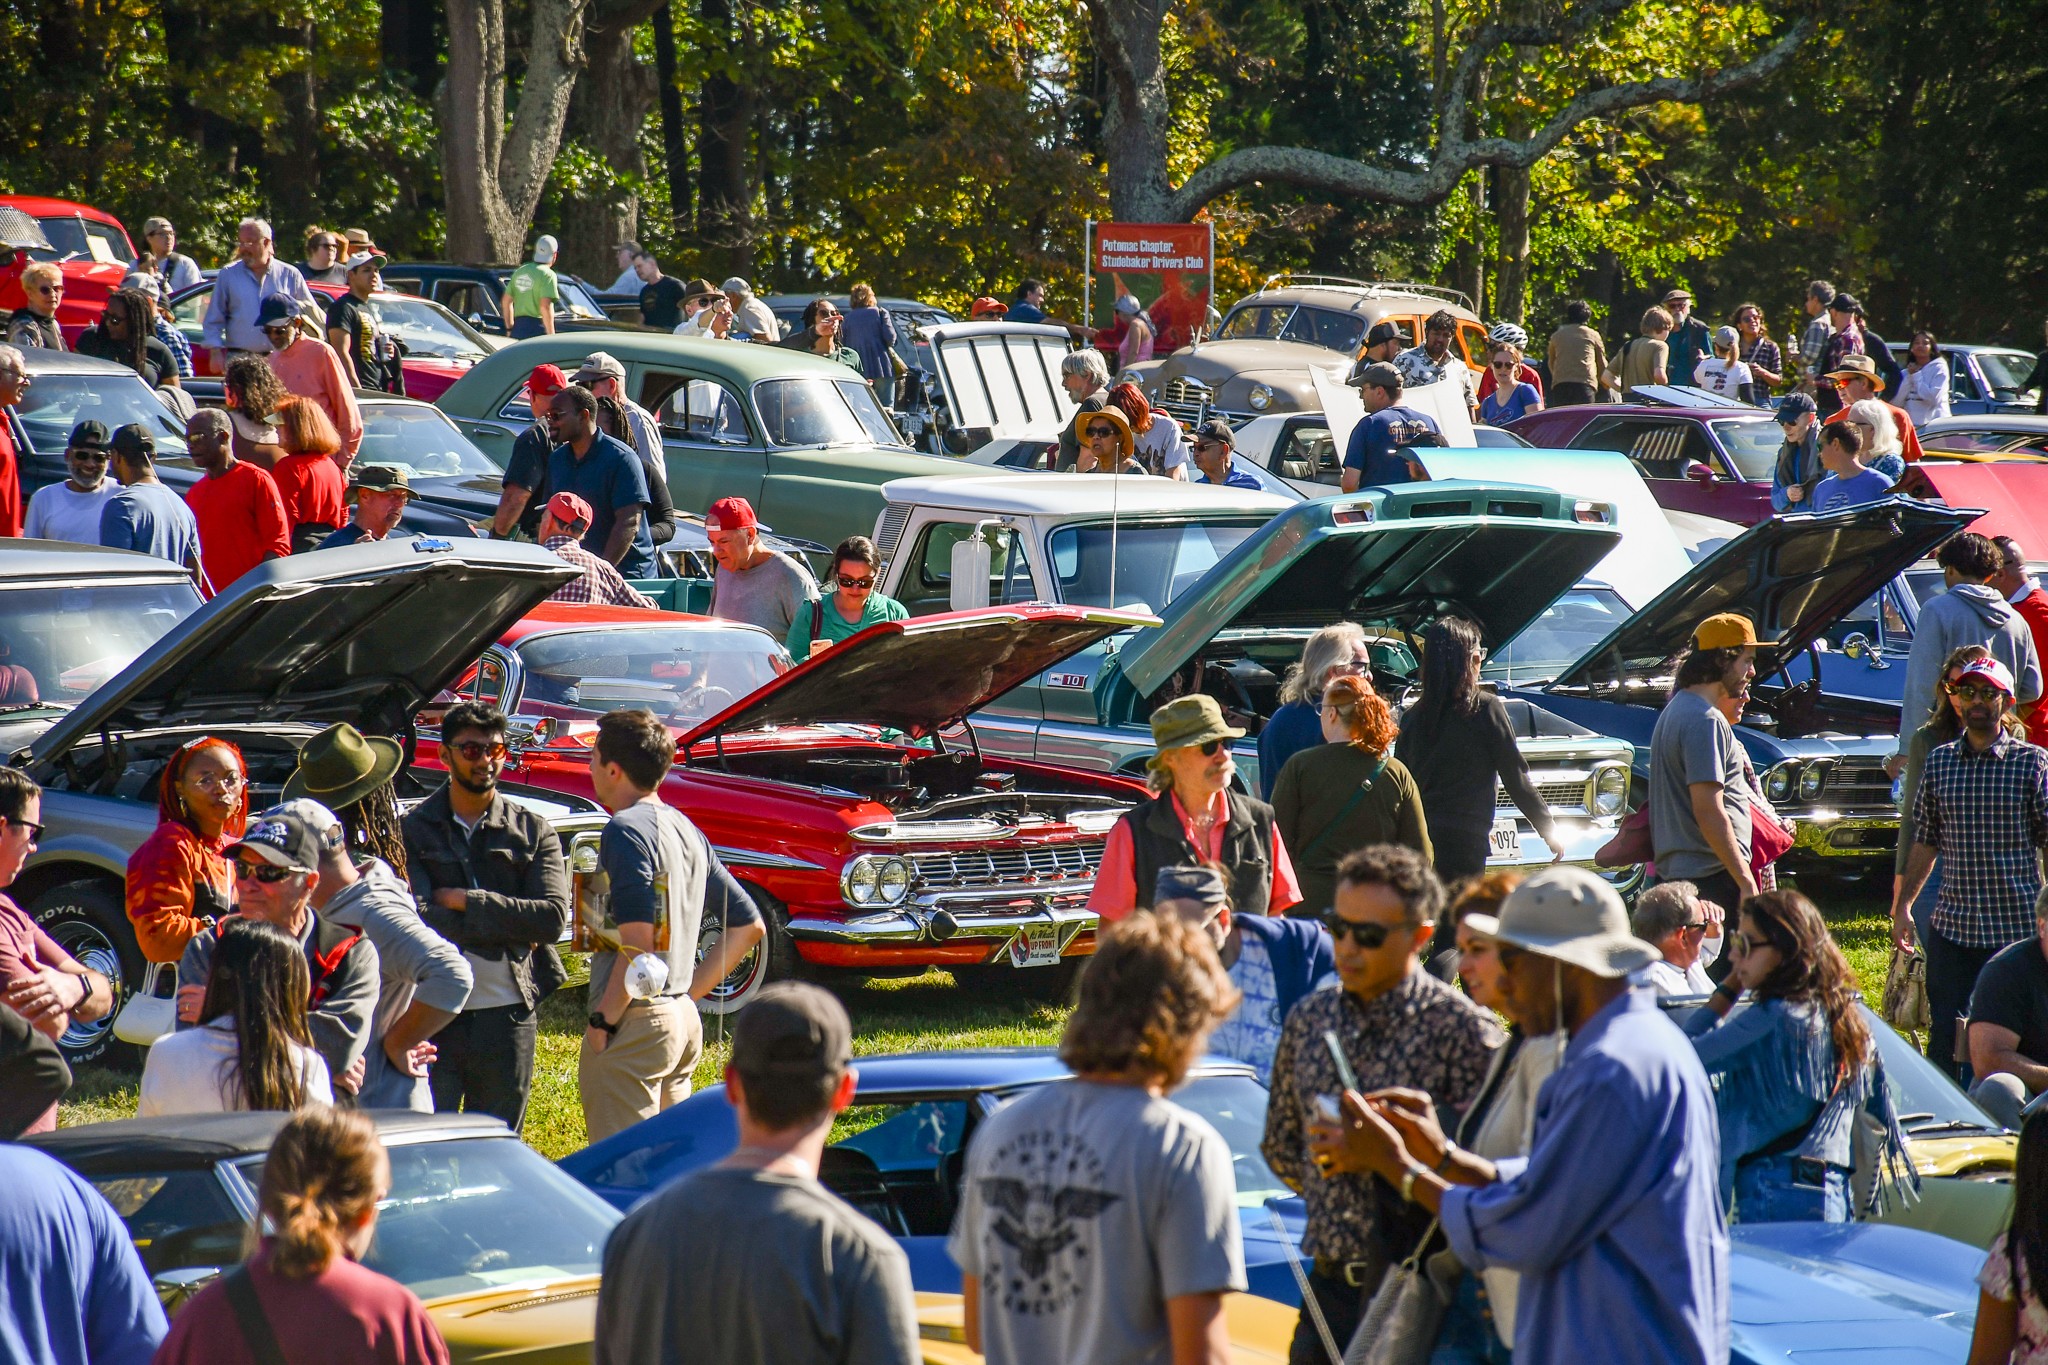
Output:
[1300, 758, 1386, 862]
[810, 597, 824, 643]
[222, 1264, 292, 1365]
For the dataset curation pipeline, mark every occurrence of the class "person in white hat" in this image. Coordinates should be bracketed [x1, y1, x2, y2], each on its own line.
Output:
[1308, 866, 1728, 1365]
[720, 277, 782, 343]
[501, 235, 560, 339]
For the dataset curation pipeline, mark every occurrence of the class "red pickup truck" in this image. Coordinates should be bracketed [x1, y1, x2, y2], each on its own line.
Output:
[0, 197, 135, 342]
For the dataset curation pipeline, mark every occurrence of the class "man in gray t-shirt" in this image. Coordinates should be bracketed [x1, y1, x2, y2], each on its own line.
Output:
[705, 494, 818, 641]
[1648, 613, 1764, 910]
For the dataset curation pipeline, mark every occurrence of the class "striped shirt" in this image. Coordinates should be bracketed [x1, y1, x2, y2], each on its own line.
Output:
[1913, 734, 2048, 947]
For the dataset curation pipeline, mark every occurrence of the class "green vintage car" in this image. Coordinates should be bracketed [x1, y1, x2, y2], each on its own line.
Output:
[433, 335, 973, 546]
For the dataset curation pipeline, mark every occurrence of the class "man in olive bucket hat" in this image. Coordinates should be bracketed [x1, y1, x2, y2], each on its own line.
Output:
[1087, 693, 1302, 922]
[1308, 866, 1729, 1365]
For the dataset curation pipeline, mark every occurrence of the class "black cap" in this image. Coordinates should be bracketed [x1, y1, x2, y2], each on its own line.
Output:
[1155, 865, 1228, 912]
[67, 420, 112, 452]
[227, 800, 335, 874]
[109, 423, 155, 462]
[1827, 291, 1860, 312]
[1194, 418, 1235, 448]
[731, 982, 852, 1079]
[1365, 320, 1406, 347]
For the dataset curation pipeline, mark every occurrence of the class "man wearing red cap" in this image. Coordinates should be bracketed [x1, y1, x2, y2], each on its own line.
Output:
[1895, 654, 2048, 1081]
[541, 493, 655, 609]
[492, 364, 566, 541]
[703, 496, 818, 639]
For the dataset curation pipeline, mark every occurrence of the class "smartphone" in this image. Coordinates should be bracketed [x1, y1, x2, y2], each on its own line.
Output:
[1313, 1094, 1341, 1125]
[1322, 1030, 1361, 1094]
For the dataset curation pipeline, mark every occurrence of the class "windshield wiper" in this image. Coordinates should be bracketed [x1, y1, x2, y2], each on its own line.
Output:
[1905, 1118, 2003, 1136]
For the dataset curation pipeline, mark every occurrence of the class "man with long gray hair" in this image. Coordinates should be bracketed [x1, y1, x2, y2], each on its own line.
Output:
[1055, 348, 1111, 469]
[1258, 623, 1372, 799]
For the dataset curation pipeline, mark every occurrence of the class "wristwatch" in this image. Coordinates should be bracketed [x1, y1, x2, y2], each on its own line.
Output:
[587, 1012, 619, 1036]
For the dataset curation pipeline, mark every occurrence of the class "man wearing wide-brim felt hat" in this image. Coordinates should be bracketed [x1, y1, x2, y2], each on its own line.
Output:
[285, 722, 406, 851]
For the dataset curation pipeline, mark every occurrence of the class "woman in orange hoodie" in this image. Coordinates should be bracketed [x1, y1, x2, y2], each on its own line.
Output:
[126, 737, 247, 964]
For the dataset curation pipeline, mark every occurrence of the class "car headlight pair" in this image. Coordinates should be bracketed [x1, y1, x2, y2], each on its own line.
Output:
[1764, 760, 1832, 803]
[1585, 764, 1629, 817]
[1246, 382, 1275, 411]
[842, 854, 913, 907]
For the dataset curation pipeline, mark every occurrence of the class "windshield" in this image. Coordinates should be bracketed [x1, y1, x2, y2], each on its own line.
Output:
[1047, 520, 1264, 611]
[16, 372, 189, 459]
[1868, 1008, 2003, 1134]
[1174, 1073, 1294, 1206]
[555, 277, 609, 320]
[355, 403, 501, 478]
[366, 295, 490, 360]
[0, 580, 200, 702]
[1483, 585, 1635, 683]
[1217, 304, 1366, 356]
[514, 625, 788, 724]
[241, 1136, 620, 1300]
[1976, 350, 2039, 402]
[1709, 419, 1784, 480]
[29, 214, 131, 264]
[754, 377, 908, 448]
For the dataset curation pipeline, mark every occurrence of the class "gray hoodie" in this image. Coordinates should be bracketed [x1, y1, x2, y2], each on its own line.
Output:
[321, 857, 473, 1110]
[1899, 582, 2044, 741]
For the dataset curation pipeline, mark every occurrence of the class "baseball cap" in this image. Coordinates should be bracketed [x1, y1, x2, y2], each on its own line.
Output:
[1828, 291, 1860, 312]
[67, 420, 112, 452]
[1193, 418, 1235, 448]
[343, 250, 387, 274]
[1712, 325, 1739, 349]
[970, 296, 1007, 319]
[534, 234, 559, 263]
[1955, 657, 2016, 697]
[705, 496, 757, 531]
[730, 981, 853, 1079]
[110, 423, 155, 462]
[1155, 865, 1229, 915]
[1774, 393, 1817, 422]
[346, 464, 412, 500]
[573, 351, 626, 384]
[1114, 294, 1140, 315]
[1365, 320, 1406, 348]
[1353, 360, 1404, 392]
[547, 491, 595, 528]
[1692, 612, 1778, 651]
[528, 364, 568, 400]
[256, 295, 298, 329]
[227, 800, 335, 873]
[142, 216, 174, 237]
[119, 271, 162, 300]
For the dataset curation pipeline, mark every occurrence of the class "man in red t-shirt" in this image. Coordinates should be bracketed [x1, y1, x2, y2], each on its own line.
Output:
[183, 407, 290, 597]
[1996, 535, 2048, 748]
[0, 346, 28, 537]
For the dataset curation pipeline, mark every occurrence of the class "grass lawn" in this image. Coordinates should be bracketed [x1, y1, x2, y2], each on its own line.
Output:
[55, 872, 1903, 1160]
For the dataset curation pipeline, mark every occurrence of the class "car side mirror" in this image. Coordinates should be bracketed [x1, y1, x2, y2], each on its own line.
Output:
[1841, 633, 1890, 669]
[153, 1266, 222, 1311]
[950, 524, 999, 612]
[466, 313, 486, 330]
[1682, 460, 1716, 483]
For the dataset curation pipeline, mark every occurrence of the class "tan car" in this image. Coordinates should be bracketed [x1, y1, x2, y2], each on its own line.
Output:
[1121, 275, 1488, 426]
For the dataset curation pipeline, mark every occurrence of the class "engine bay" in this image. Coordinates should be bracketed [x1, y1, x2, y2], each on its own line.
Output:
[36, 727, 433, 810]
[702, 744, 1131, 821]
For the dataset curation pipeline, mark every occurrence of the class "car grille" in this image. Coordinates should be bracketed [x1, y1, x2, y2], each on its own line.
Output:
[875, 502, 912, 561]
[911, 843, 1103, 891]
[1827, 755, 1895, 805]
[1497, 780, 1588, 815]
[1157, 377, 1211, 425]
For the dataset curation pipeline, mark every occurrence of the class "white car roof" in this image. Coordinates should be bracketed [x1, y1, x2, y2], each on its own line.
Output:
[879, 473, 1291, 519]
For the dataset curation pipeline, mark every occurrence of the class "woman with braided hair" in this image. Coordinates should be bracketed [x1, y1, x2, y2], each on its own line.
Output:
[126, 737, 246, 964]
[74, 288, 181, 390]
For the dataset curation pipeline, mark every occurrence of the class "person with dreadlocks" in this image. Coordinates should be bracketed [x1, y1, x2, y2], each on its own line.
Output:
[284, 723, 413, 882]
[126, 738, 247, 965]
[74, 288, 182, 391]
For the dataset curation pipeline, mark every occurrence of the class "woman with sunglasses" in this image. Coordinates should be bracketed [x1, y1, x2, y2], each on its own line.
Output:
[1271, 675, 1430, 920]
[1478, 342, 1543, 425]
[1893, 644, 2014, 953]
[784, 535, 906, 662]
[6, 263, 65, 351]
[140, 915, 332, 1115]
[780, 298, 864, 374]
[1065, 405, 1146, 474]
[1682, 889, 1911, 1222]
[126, 738, 248, 965]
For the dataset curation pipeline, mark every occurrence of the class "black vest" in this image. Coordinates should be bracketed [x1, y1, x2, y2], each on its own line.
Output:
[1124, 789, 1277, 918]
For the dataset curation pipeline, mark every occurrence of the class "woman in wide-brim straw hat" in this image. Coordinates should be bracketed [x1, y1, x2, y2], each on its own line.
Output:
[1085, 693, 1303, 922]
[1068, 405, 1144, 474]
[284, 722, 409, 877]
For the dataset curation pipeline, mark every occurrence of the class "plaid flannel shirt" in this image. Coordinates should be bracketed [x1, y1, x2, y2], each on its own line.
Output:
[155, 318, 195, 378]
[542, 534, 657, 610]
[1800, 316, 1833, 370]
[1913, 734, 2048, 947]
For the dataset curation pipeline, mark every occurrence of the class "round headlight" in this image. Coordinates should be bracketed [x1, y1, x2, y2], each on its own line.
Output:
[1589, 765, 1628, 817]
[1247, 383, 1274, 411]
[1764, 761, 1798, 803]
[1797, 762, 1829, 801]
[877, 857, 912, 905]
[844, 857, 880, 906]
[568, 837, 601, 875]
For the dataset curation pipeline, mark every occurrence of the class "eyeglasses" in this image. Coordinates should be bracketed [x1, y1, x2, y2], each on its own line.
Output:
[1085, 425, 1118, 439]
[185, 771, 244, 792]
[2, 816, 42, 840]
[1322, 914, 1396, 949]
[32, 285, 62, 297]
[1948, 683, 2006, 703]
[1730, 930, 1756, 955]
[836, 574, 875, 590]
[451, 740, 508, 761]
[234, 859, 297, 883]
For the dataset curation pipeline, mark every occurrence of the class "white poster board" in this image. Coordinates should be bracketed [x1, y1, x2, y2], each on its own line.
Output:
[1308, 368, 1477, 455]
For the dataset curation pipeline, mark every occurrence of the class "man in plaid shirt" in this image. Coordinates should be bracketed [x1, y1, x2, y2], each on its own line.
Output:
[540, 492, 655, 610]
[1895, 656, 2048, 1078]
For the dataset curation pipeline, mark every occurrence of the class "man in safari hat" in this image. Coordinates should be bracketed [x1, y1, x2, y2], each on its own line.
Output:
[320, 464, 414, 548]
[1648, 612, 1777, 913]
[1309, 866, 1728, 1365]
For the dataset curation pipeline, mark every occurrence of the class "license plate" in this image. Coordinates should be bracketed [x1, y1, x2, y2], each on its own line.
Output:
[1007, 922, 1062, 969]
[1487, 819, 1521, 861]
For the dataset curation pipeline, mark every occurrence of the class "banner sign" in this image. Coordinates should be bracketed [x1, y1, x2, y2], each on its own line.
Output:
[1084, 221, 1216, 358]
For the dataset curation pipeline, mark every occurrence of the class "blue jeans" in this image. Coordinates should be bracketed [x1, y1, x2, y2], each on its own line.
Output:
[1908, 859, 1941, 947]
[1429, 1270, 1514, 1365]
[509, 316, 547, 339]
[1735, 1154, 1847, 1222]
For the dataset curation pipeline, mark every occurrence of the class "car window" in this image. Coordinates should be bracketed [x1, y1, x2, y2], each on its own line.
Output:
[1483, 585, 1635, 682]
[29, 215, 131, 264]
[1455, 321, 1489, 369]
[449, 651, 508, 707]
[754, 377, 873, 447]
[515, 625, 787, 723]
[898, 523, 1030, 616]
[1708, 419, 1784, 481]
[169, 286, 208, 343]
[839, 379, 907, 446]
[1278, 307, 1365, 355]
[17, 371, 190, 459]
[1573, 417, 1690, 478]
[1976, 351, 2039, 402]
[433, 281, 498, 323]
[1048, 519, 1265, 612]
[354, 403, 502, 477]
[1217, 305, 1292, 341]
[364, 296, 489, 360]
[91, 1169, 250, 1277]
[0, 579, 200, 702]
[832, 1100, 970, 1171]
[1922, 429, 2013, 455]
[495, 385, 539, 422]
[1273, 423, 1340, 484]
[650, 375, 752, 445]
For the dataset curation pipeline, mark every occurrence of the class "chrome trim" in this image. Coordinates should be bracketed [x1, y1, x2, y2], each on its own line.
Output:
[786, 900, 1096, 946]
[909, 882, 1094, 907]
[1790, 815, 1898, 858]
[713, 845, 826, 872]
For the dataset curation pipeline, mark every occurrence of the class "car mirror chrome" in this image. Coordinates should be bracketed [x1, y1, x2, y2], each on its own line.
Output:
[152, 1266, 221, 1310]
[1682, 460, 1716, 482]
[1841, 633, 1889, 668]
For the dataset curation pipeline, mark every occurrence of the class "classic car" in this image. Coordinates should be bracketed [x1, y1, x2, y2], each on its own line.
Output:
[4, 537, 612, 1066]
[1120, 276, 1488, 428]
[1498, 499, 1979, 872]
[870, 474, 1642, 890]
[437, 604, 1157, 1009]
[29, 1111, 620, 1364]
[897, 320, 1075, 459]
[1918, 412, 2048, 459]
[1885, 342, 2042, 416]
[380, 262, 619, 337]
[165, 279, 496, 398]
[435, 334, 977, 547]
[559, 1043, 1994, 1363]
[0, 197, 132, 340]
[1505, 391, 1784, 525]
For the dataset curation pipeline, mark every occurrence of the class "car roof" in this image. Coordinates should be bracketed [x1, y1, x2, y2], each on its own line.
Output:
[476, 333, 877, 384]
[759, 293, 952, 314]
[498, 601, 729, 640]
[1923, 414, 2048, 434]
[1230, 278, 1479, 320]
[17, 349, 141, 378]
[843, 1047, 1256, 1094]
[879, 472, 1291, 518]
[0, 540, 200, 581]
[25, 1110, 510, 1174]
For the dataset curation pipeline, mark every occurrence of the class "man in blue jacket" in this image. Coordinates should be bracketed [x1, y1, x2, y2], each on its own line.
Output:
[1156, 865, 1334, 1083]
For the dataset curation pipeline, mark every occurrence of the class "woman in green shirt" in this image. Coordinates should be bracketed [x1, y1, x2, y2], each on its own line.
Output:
[1269, 674, 1431, 918]
[784, 535, 906, 661]
[780, 298, 864, 373]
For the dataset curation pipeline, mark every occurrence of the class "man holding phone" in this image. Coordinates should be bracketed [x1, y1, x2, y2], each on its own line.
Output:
[1260, 843, 1501, 1364]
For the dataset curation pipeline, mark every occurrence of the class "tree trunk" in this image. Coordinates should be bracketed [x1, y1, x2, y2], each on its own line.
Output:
[442, 0, 592, 263]
[560, 0, 666, 279]
[695, 0, 753, 278]
[271, 20, 323, 239]
[380, 0, 441, 98]
[1092, 0, 1174, 221]
[653, 5, 692, 225]
[1495, 162, 1531, 323]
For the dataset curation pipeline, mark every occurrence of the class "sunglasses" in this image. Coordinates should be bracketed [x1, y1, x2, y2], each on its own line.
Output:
[452, 740, 509, 761]
[32, 285, 62, 296]
[836, 574, 875, 590]
[1085, 425, 1119, 439]
[1196, 738, 1228, 757]
[1490, 361, 1516, 370]
[1948, 683, 2006, 702]
[234, 859, 296, 883]
[1323, 914, 1396, 949]
[2, 815, 42, 840]
[1730, 930, 1758, 955]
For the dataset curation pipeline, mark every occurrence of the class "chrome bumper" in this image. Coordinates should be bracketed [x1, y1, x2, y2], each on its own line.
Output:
[787, 893, 1096, 949]
[1788, 812, 1898, 858]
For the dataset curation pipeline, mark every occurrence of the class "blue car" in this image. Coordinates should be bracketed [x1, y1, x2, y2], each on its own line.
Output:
[558, 1046, 1986, 1361]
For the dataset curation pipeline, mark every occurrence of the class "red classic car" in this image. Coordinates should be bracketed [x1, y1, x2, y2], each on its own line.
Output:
[428, 601, 1152, 1010]
[1507, 395, 1785, 524]
[0, 196, 134, 340]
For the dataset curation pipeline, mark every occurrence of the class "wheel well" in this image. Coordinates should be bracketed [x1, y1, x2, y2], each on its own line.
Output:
[13, 861, 123, 912]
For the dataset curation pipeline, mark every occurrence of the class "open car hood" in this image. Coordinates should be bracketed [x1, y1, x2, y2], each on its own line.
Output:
[1892, 461, 2048, 551]
[1552, 499, 1977, 689]
[678, 605, 1157, 745]
[926, 323, 1077, 441]
[1119, 482, 1622, 697]
[29, 538, 578, 760]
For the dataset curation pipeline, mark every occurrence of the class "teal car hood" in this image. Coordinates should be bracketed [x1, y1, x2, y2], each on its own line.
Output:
[1118, 481, 1622, 697]
[1553, 498, 1977, 689]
